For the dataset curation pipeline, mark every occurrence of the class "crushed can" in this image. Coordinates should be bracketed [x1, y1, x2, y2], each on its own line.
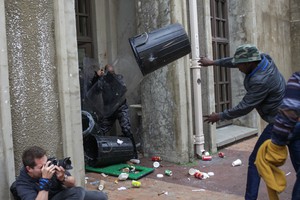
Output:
[218, 152, 225, 158]
[165, 170, 173, 176]
[194, 171, 203, 179]
[202, 155, 212, 161]
[132, 180, 141, 188]
[152, 156, 162, 161]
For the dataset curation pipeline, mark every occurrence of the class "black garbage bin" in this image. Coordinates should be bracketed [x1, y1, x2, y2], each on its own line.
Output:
[84, 134, 135, 167]
[129, 23, 191, 76]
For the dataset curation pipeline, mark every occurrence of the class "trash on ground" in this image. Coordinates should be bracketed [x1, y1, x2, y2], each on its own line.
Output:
[132, 180, 141, 188]
[204, 151, 210, 156]
[165, 169, 172, 176]
[118, 186, 127, 191]
[130, 159, 140, 164]
[158, 191, 168, 196]
[201, 155, 212, 161]
[286, 172, 291, 176]
[118, 173, 129, 180]
[98, 180, 105, 191]
[218, 152, 225, 158]
[90, 180, 100, 185]
[207, 172, 214, 176]
[232, 159, 242, 167]
[152, 156, 162, 161]
[194, 171, 204, 179]
[192, 189, 206, 192]
[153, 161, 160, 168]
[156, 174, 164, 178]
[101, 173, 108, 177]
[201, 172, 209, 179]
[188, 168, 200, 176]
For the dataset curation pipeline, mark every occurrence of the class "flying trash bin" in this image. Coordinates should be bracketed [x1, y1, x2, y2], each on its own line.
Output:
[128, 23, 191, 76]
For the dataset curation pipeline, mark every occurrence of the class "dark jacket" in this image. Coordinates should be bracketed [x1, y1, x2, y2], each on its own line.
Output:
[15, 167, 65, 200]
[272, 72, 300, 145]
[214, 53, 286, 124]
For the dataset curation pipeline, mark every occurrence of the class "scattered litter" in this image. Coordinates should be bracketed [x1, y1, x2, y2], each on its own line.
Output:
[85, 177, 89, 180]
[98, 180, 105, 191]
[192, 189, 206, 192]
[158, 191, 168, 196]
[132, 180, 141, 188]
[232, 159, 242, 167]
[153, 161, 160, 168]
[85, 180, 87, 184]
[130, 159, 140, 164]
[188, 178, 190, 181]
[114, 179, 118, 184]
[156, 174, 164, 178]
[118, 173, 129, 181]
[152, 156, 162, 161]
[188, 168, 200, 176]
[207, 172, 214, 176]
[118, 187, 127, 191]
[204, 151, 210, 156]
[122, 167, 130, 173]
[165, 170, 172, 176]
[218, 152, 225, 158]
[117, 139, 124, 145]
[202, 155, 212, 161]
[202, 172, 209, 179]
[90, 180, 100, 185]
[194, 171, 204, 179]
[101, 173, 108, 177]
[286, 172, 291, 176]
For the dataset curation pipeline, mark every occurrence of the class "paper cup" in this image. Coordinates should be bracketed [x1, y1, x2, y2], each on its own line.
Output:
[188, 168, 196, 176]
[153, 161, 160, 168]
[232, 159, 242, 167]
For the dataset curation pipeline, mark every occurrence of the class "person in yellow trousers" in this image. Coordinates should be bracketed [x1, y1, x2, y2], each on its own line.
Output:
[255, 71, 300, 200]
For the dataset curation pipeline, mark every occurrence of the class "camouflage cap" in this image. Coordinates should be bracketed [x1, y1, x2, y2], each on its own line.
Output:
[232, 44, 261, 64]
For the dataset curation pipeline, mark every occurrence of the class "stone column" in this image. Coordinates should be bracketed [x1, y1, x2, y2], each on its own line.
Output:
[136, 0, 193, 163]
[0, 0, 15, 198]
[5, 0, 63, 172]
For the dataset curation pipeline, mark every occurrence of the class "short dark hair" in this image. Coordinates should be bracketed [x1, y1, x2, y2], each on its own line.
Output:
[22, 146, 46, 168]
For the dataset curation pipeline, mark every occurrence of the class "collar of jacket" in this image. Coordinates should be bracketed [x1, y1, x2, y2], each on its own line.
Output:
[248, 54, 269, 78]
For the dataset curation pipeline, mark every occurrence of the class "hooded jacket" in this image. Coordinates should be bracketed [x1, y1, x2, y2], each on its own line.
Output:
[214, 53, 286, 124]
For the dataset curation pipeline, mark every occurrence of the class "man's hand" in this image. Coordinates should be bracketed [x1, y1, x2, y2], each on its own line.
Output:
[97, 68, 105, 76]
[203, 112, 220, 124]
[55, 166, 66, 182]
[198, 57, 215, 66]
[41, 161, 56, 179]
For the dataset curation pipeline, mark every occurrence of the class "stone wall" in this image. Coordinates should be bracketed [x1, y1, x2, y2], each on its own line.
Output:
[136, 0, 193, 163]
[291, 0, 300, 73]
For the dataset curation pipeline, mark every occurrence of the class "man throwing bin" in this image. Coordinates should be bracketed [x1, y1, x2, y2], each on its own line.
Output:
[199, 44, 286, 200]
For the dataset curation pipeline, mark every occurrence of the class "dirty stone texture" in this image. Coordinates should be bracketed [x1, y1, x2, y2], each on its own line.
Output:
[136, 0, 191, 163]
[85, 137, 295, 199]
[227, 0, 292, 131]
[255, 0, 292, 79]
[290, 0, 300, 73]
[5, 0, 63, 171]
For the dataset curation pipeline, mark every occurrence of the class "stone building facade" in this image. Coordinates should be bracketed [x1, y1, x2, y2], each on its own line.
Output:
[0, 0, 299, 199]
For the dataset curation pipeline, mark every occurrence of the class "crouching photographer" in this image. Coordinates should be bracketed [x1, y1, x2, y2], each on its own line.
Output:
[12, 146, 107, 200]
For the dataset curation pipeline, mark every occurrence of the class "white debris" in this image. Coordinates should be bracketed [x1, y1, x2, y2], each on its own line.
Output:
[207, 172, 214, 176]
[192, 189, 206, 192]
[118, 187, 127, 191]
[117, 139, 124, 145]
[286, 172, 291, 176]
